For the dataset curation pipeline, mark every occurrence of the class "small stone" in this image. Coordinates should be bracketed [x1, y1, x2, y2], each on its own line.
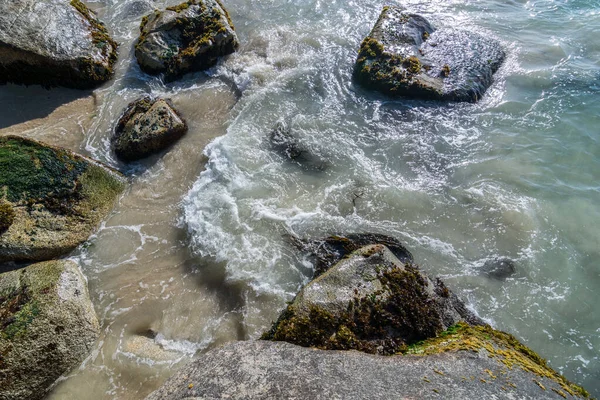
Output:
[112, 97, 188, 161]
[482, 258, 517, 280]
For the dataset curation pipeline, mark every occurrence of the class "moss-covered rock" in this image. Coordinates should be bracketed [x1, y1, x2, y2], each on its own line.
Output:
[0, 260, 100, 400]
[135, 0, 238, 81]
[0, 136, 125, 263]
[0, 201, 15, 235]
[112, 96, 188, 161]
[0, 0, 118, 89]
[263, 245, 483, 355]
[354, 6, 505, 102]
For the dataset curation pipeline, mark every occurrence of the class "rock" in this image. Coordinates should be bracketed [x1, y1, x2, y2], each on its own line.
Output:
[112, 97, 188, 161]
[0, 136, 125, 263]
[0, 0, 118, 89]
[482, 257, 516, 280]
[119, 0, 154, 21]
[146, 338, 590, 400]
[269, 121, 328, 171]
[288, 233, 414, 277]
[263, 244, 483, 355]
[0, 260, 100, 400]
[135, 0, 239, 81]
[354, 6, 505, 102]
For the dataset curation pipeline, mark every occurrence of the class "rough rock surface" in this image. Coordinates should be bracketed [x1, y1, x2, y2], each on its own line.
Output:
[354, 6, 505, 102]
[263, 245, 483, 354]
[112, 97, 188, 161]
[135, 0, 239, 81]
[0, 0, 118, 89]
[0, 260, 100, 400]
[146, 339, 589, 400]
[289, 233, 414, 278]
[0, 136, 124, 263]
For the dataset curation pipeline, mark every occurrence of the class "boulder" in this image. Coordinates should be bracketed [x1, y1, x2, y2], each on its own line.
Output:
[0, 136, 125, 263]
[288, 233, 414, 277]
[481, 257, 517, 280]
[0, 260, 100, 400]
[112, 97, 188, 161]
[354, 6, 505, 102]
[0, 0, 118, 89]
[146, 338, 589, 400]
[135, 0, 239, 81]
[262, 244, 483, 355]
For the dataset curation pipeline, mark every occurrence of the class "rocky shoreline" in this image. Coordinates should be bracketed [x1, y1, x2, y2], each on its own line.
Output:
[0, 1, 593, 399]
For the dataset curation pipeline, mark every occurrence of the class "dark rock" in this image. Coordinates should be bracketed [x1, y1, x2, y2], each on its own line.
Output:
[135, 0, 239, 81]
[112, 97, 188, 161]
[119, 0, 154, 21]
[263, 245, 484, 355]
[354, 6, 505, 102]
[269, 121, 328, 171]
[289, 232, 414, 277]
[0, 136, 125, 263]
[482, 257, 516, 280]
[146, 339, 590, 400]
[0, 260, 100, 400]
[0, 0, 118, 89]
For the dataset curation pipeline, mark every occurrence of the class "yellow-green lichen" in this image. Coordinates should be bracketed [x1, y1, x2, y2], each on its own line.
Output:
[0, 200, 15, 234]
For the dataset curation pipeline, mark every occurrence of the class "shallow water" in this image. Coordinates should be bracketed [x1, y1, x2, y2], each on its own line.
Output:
[1, 0, 599, 398]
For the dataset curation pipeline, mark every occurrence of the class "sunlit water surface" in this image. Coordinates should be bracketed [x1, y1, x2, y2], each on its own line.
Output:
[1, 0, 599, 398]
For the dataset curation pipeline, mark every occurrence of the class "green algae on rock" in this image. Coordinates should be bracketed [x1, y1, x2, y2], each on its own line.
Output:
[0, 260, 100, 400]
[0, 136, 125, 263]
[0, 0, 118, 89]
[263, 244, 483, 355]
[353, 6, 505, 102]
[135, 0, 239, 81]
[112, 97, 188, 161]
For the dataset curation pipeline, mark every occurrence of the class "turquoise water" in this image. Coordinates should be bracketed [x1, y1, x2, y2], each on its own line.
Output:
[5, 0, 595, 397]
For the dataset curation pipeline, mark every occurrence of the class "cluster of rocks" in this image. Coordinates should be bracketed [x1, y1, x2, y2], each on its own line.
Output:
[148, 234, 590, 399]
[0, 1, 240, 398]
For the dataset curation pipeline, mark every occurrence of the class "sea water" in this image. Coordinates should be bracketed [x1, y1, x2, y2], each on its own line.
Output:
[1, 0, 598, 398]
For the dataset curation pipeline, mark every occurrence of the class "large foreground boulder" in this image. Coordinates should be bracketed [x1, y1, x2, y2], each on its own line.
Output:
[112, 97, 188, 161]
[0, 260, 100, 400]
[135, 0, 239, 81]
[146, 338, 589, 400]
[0, 0, 118, 89]
[263, 244, 483, 354]
[354, 6, 505, 102]
[0, 136, 125, 263]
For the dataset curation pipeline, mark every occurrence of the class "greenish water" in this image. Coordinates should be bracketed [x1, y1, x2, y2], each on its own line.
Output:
[3, 0, 597, 398]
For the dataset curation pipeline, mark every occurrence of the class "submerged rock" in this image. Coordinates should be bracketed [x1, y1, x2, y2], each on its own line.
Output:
[135, 0, 239, 81]
[112, 97, 188, 161]
[269, 121, 328, 171]
[263, 244, 483, 355]
[354, 6, 505, 102]
[481, 257, 517, 280]
[146, 333, 590, 400]
[0, 0, 118, 89]
[289, 233, 414, 277]
[0, 260, 100, 400]
[0, 136, 125, 263]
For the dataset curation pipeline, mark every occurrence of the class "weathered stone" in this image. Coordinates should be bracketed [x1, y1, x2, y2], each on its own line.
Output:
[482, 257, 517, 280]
[0, 136, 125, 263]
[354, 6, 505, 102]
[289, 232, 414, 277]
[0, 260, 100, 400]
[112, 97, 188, 161]
[263, 245, 483, 355]
[146, 338, 590, 400]
[0, 0, 118, 89]
[135, 0, 239, 81]
[269, 121, 328, 171]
